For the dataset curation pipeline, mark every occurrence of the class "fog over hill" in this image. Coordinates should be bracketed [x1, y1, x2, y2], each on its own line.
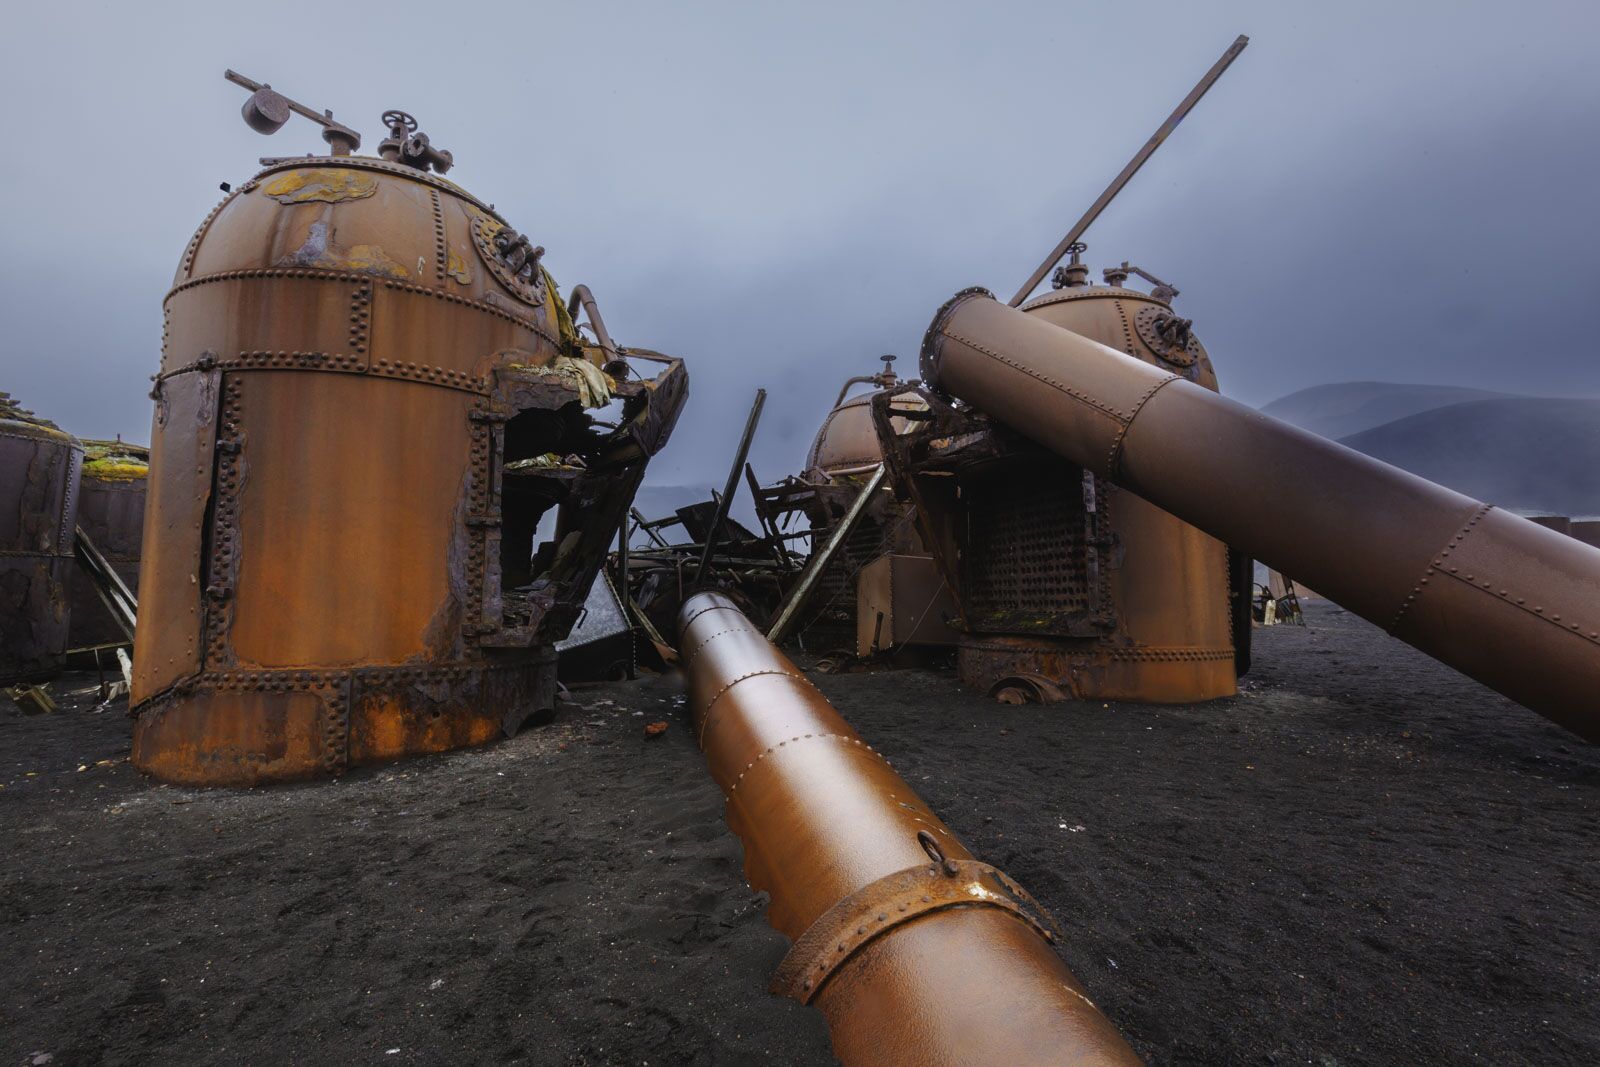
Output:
[1260, 381, 1521, 440]
[1337, 398, 1600, 517]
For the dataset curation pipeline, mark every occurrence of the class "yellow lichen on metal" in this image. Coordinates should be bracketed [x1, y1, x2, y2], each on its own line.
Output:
[263, 169, 379, 204]
[81, 458, 149, 483]
[446, 249, 473, 285]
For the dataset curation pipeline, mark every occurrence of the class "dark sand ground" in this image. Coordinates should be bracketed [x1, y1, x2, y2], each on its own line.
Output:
[3, 603, 1597, 1066]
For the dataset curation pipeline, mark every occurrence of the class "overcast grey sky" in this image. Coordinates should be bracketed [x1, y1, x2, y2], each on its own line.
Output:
[2, 0, 1596, 490]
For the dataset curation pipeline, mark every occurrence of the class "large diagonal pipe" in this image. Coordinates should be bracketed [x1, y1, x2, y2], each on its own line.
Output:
[679, 591, 1140, 1066]
[920, 288, 1600, 740]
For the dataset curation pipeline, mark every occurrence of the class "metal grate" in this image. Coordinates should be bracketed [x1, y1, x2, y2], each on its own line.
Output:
[960, 466, 1108, 633]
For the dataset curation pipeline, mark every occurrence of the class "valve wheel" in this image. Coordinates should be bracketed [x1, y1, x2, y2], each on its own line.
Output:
[381, 109, 418, 133]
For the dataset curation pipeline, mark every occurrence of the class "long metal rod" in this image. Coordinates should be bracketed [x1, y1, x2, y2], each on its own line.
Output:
[616, 516, 634, 679]
[766, 465, 886, 644]
[1008, 34, 1249, 307]
[694, 389, 766, 581]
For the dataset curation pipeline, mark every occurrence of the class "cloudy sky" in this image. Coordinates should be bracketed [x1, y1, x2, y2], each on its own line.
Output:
[2, 0, 1596, 492]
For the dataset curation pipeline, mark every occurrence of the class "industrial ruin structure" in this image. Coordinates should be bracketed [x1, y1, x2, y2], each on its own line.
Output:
[878, 256, 1246, 703]
[0, 393, 82, 683]
[68, 440, 148, 649]
[129, 75, 686, 784]
[916, 286, 1600, 740]
[5, 32, 1600, 1067]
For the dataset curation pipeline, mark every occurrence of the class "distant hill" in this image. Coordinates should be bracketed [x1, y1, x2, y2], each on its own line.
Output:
[1338, 398, 1600, 517]
[1261, 382, 1520, 441]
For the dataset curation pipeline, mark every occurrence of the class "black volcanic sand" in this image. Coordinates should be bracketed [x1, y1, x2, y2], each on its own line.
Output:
[3, 603, 1597, 1066]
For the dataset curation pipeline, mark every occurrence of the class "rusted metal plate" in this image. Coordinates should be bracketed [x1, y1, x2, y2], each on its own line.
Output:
[224, 371, 471, 668]
[163, 275, 374, 377]
[854, 553, 959, 656]
[132, 370, 218, 700]
[132, 686, 330, 786]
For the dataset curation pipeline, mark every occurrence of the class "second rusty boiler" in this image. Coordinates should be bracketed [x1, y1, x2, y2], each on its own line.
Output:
[132, 88, 687, 785]
[875, 250, 1243, 704]
[918, 287, 1600, 741]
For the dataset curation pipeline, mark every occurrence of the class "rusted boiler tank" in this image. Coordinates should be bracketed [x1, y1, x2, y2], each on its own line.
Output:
[68, 440, 148, 648]
[776, 358, 930, 649]
[133, 85, 686, 785]
[877, 252, 1244, 703]
[0, 394, 83, 683]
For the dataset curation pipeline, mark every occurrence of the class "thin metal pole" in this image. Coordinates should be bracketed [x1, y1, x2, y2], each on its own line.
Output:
[694, 389, 767, 582]
[767, 465, 886, 645]
[1009, 34, 1249, 307]
[616, 516, 635, 679]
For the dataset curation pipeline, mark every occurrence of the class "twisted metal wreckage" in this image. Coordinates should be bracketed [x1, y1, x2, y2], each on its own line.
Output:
[5, 35, 1599, 1066]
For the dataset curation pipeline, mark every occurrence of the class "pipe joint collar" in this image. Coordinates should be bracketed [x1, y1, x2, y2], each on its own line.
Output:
[770, 847, 1063, 1005]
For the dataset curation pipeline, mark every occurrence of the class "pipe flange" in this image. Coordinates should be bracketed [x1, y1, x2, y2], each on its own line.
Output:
[770, 843, 1063, 1004]
[470, 213, 545, 308]
[1133, 305, 1202, 367]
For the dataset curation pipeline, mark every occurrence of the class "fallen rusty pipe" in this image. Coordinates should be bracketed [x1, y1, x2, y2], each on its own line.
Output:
[921, 288, 1600, 740]
[679, 591, 1140, 1066]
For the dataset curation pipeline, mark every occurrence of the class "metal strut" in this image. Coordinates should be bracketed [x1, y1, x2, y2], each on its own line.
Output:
[1009, 34, 1249, 307]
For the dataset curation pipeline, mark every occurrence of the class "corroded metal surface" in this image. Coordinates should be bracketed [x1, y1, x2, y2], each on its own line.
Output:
[68, 440, 148, 648]
[876, 280, 1237, 702]
[854, 553, 958, 657]
[921, 288, 1600, 740]
[134, 150, 686, 785]
[0, 396, 82, 683]
[679, 591, 1141, 1066]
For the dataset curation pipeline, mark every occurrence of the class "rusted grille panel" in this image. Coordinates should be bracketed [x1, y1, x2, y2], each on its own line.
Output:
[959, 467, 1111, 635]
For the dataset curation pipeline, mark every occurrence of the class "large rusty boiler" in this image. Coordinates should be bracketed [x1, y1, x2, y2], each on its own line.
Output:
[68, 439, 148, 648]
[132, 87, 686, 785]
[0, 393, 83, 683]
[679, 592, 1140, 1066]
[876, 251, 1244, 703]
[919, 287, 1600, 740]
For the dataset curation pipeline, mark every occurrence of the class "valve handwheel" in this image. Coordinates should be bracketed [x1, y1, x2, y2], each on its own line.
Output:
[381, 110, 418, 135]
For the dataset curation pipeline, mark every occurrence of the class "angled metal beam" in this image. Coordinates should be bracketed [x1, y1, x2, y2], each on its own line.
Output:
[766, 465, 885, 645]
[1009, 34, 1249, 307]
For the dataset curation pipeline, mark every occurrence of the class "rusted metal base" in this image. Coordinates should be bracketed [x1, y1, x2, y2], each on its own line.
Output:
[959, 633, 1236, 704]
[131, 654, 555, 787]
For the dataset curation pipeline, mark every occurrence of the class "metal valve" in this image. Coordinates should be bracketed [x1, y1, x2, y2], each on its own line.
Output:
[377, 110, 454, 174]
